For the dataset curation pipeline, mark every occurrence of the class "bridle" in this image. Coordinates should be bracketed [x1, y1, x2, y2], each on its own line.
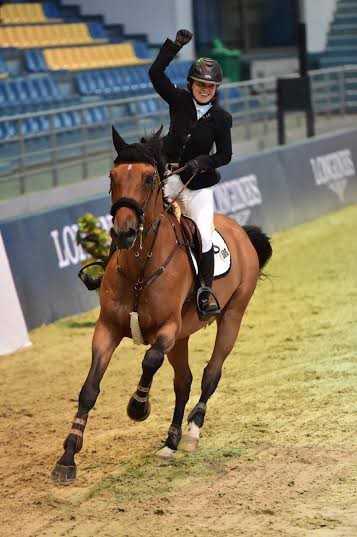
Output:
[109, 163, 198, 311]
[110, 165, 160, 250]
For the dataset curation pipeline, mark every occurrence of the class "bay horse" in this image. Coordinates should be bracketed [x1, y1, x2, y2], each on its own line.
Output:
[52, 126, 272, 484]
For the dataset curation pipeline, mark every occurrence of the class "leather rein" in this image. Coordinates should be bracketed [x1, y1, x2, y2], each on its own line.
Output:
[110, 165, 197, 311]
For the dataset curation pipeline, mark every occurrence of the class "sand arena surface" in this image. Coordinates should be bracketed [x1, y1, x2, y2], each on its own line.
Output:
[1, 205, 356, 536]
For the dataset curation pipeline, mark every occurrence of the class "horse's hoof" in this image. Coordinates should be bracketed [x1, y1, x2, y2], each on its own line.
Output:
[180, 434, 199, 452]
[51, 463, 77, 485]
[155, 446, 176, 459]
[127, 397, 151, 422]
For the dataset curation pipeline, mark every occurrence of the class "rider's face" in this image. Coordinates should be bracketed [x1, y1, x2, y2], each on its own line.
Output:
[191, 80, 217, 104]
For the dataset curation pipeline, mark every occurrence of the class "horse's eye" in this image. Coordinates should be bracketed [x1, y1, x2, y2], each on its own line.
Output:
[144, 174, 154, 187]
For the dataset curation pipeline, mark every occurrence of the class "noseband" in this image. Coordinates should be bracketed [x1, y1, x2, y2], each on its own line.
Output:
[110, 167, 160, 234]
[110, 197, 145, 225]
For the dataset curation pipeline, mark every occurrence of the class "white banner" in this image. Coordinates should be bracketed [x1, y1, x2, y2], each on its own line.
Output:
[0, 232, 31, 356]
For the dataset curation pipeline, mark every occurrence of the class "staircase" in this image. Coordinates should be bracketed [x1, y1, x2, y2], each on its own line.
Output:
[320, 0, 357, 68]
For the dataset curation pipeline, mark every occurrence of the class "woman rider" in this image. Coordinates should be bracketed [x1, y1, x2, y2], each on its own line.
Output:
[148, 29, 233, 317]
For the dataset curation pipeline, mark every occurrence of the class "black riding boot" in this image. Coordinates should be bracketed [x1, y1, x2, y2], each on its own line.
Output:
[197, 247, 221, 318]
[78, 232, 116, 291]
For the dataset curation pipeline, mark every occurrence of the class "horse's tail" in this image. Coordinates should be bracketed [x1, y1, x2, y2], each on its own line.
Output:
[243, 225, 272, 273]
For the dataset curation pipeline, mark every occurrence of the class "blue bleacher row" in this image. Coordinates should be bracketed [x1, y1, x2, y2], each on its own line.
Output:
[0, 107, 110, 140]
[0, 75, 77, 112]
[0, 61, 192, 113]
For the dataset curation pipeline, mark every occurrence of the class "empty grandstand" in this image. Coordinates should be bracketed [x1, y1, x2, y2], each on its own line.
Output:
[0, 0, 357, 202]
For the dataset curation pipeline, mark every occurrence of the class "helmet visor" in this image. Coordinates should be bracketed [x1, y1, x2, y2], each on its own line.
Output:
[190, 76, 221, 86]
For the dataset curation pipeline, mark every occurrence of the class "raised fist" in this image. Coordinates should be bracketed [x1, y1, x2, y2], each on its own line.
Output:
[175, 29, 193, 48]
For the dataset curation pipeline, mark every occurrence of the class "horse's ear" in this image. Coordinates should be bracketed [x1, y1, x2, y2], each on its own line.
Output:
[112, 125, 127, 154]
[153, 125, 163, 139]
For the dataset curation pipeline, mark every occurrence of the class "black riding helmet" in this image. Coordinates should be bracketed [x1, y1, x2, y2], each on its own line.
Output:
[187, 57, 223, 85]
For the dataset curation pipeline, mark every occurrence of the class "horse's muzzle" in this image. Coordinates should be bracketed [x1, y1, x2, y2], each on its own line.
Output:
[114, 227, 138, 250]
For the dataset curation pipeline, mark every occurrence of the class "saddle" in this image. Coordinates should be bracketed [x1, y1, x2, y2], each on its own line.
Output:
[180, 215, 202, 266]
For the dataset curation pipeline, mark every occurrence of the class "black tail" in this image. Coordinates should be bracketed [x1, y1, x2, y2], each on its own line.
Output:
[243, 225, 272, 272]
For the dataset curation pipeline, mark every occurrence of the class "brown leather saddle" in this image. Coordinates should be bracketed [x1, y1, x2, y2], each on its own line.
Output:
[180, 215, 202, 267]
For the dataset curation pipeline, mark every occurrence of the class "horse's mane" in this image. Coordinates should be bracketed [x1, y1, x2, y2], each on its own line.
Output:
[113, 133, 167, 185]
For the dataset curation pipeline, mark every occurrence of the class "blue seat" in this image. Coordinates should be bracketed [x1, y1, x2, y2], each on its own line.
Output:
[146, 98, 160, 114]
[134, 41, 151, 59]
[0, 54, 8, 77]
[2, 83, 17, 108]
[88, 22, 108, 40]
[43, 2, 61, 19]
[24, 50, 48, 73]
[76, 73, 90, 96]
[2, 121, 16, 139]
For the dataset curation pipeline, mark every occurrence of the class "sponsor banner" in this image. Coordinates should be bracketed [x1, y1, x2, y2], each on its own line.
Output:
[218, 128, 357, 232]
[217, 152, 296, 232]
[1, 128, 357, 329]
[277, 132, 357, 224]
[0, 197, 111, 329]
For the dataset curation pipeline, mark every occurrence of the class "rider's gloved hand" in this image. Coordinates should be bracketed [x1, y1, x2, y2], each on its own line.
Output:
[174, 29, 193, 48]
[185, 158, 200, 174]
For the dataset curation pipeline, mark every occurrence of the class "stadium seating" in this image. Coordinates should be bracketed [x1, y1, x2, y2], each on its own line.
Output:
[0, 23, 107, 48]
[43, 43, 149, 71]
[0, 0, 192, 189]
[320, 1, 357, 68]
[75, 65, 154, 98]
[0, 75, 77, 113]
[0, 2, 62, 24]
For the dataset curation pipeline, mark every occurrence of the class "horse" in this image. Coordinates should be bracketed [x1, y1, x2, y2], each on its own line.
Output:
[52, 126, 272, 484]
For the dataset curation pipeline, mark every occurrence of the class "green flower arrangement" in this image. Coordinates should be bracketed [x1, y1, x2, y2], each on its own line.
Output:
[76, 213, 110, 266]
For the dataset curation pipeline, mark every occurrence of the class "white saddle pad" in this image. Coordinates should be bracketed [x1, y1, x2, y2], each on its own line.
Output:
[190, 229, 231, 278]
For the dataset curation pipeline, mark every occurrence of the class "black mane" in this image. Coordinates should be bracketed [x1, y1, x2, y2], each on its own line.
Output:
[113, 133, 167, 184]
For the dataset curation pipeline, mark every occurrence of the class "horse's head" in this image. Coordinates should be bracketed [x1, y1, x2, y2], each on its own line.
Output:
[110, 125, 165, 250]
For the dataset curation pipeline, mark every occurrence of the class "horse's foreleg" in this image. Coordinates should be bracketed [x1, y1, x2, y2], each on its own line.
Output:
[156, 337, 192, 458]
[127, 320, 179, 422]
[182, 290, 250, 452]
[52, 320, 121, 484]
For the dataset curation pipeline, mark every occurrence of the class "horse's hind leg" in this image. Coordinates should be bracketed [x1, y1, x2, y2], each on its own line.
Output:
[181, 289, 251, 452]
[52, 319, 121, 484]
[156, 337, 192, 458]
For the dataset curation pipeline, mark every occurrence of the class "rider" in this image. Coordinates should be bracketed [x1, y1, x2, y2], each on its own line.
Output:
[148, 29, 233, 316]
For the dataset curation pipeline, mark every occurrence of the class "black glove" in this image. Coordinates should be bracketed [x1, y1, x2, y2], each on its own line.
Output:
[174, 29, 193, 48]
[185, 158, 200, 175]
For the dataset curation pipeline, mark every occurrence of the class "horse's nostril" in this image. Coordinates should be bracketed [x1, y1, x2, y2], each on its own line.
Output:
[116, 227, 137, 249]
[127, 227, 136, 239]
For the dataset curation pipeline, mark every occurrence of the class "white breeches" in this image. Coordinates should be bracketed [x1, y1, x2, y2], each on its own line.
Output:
[164, 173, 214, 253]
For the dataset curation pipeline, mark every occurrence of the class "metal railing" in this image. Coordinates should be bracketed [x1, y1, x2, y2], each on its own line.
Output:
[1, 64, 357, 200]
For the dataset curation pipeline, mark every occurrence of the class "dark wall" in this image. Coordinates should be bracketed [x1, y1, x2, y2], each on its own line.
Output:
[263, 0, 298, 46]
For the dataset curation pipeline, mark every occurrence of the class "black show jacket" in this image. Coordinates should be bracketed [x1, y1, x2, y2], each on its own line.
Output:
[148, 39, 233, 190]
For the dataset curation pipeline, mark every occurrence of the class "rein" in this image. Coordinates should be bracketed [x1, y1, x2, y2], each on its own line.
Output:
[111, 164, 198, 311]
[142, 165, 199, 241]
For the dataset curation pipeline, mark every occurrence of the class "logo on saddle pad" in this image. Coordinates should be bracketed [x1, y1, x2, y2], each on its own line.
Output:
[212, 174, 262, 225]
[310, 149, 355, 202]
[220, 248, 229, 260]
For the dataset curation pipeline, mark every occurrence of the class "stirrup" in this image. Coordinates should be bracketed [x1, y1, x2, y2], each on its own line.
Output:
[197, 286, 221, 320]
[78, 261, 105, 291]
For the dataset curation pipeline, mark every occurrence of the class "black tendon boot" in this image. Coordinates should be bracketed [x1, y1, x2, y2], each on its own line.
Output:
[78, 231, 116, 291]
[197, 247, 221, 318]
